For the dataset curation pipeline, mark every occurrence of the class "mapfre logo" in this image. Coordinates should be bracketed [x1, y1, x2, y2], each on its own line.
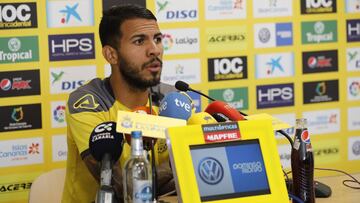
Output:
[208, 56, 247, 81]
[0, 2, 37, 29]
[49, 65, 96, 94]
[155, 0, 198, 22]
[206, 26, 247, 52]
[46, 0, 94, 28]
[162, 28, 199, 54]
[0, 137, 43, 167]
[347, 47, 360, 71]
[255, 52, 294, 79]
[347, 19, 360, 42]
[302, 108, 340, 135]
[348, 77, 360, 100]
[348, 107, 360, 131]
[256, 83, 294, 109]
[253, 0, 292, 18]
[161, 59, 201, 85]
[301, 0, 337, 14]
[48, 33, 95, 61]
[205, 0, 246, 20]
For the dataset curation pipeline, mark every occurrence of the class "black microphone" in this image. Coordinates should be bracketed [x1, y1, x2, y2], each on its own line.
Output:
[89, 121, 124, 203]
[175, 80, 216, 102]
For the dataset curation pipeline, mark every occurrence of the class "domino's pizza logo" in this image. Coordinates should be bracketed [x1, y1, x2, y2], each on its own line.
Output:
[0, 79, 11, 91]
[198, 157, 224, 185]
[301, 130, 311, 144]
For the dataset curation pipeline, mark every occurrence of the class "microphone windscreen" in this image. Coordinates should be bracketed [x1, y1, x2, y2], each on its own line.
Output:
[175, 80, 189, 92]
[159, 92, 192, 120]
[89, 122, 124, 162]
[205, 101, 245, 121]
[211, 113, 231, 122]
[187, 112, 217, 125]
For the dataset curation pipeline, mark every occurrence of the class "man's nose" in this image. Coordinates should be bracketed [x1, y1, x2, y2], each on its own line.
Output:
[147, 41, 162, 57]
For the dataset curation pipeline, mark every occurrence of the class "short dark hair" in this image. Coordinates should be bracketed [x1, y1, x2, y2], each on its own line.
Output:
[99, 4, 157, 48]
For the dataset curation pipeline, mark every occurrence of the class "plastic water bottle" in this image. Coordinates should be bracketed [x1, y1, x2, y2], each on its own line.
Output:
[291, 118, 315, 203]
[123, 131, 152, 203]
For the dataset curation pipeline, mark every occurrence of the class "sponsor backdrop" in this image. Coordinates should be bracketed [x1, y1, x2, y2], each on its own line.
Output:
[0, 0, 359, 202]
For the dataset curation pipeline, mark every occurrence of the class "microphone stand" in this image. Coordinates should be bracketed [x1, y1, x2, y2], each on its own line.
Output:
[148, 89, 158, 202]
[96, 153, 115, 203]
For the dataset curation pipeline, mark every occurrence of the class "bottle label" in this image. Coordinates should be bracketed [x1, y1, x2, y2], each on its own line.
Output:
[293, 138, 300, 150]
[132, 180, 152, 203]
[300, 130, 313, 152]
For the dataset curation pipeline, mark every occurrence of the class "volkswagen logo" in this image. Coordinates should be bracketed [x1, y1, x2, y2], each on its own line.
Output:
[198, 157, 224, 185]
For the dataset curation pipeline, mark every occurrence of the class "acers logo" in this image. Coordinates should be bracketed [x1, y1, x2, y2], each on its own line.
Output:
[0, 3, 37, 29]
[208, 34, 245, 43]
[301, 0, 336, 14]
[208, 56, 247, 81]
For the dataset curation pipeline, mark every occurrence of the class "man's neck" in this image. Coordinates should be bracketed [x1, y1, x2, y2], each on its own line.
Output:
[109, 72, 149, 109]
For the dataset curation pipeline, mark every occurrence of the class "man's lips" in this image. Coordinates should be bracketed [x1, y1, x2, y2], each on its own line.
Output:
[146, 62, 162, 72]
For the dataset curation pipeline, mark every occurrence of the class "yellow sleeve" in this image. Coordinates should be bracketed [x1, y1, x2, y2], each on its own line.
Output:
[66, 107, 107, 155]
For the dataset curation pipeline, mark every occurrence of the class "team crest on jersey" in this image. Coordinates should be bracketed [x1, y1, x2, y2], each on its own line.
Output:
[157, 139, 168, 153]
[73, 94, 99, 110]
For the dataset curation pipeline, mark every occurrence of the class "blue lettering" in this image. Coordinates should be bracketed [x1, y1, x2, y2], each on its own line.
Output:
[166, 10, 197, 19]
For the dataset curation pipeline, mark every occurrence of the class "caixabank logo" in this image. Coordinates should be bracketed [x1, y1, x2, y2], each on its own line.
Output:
[208, 56, 247, 81]
[155, 0, 198, 22]
[255, 52, 294, 79]
[0, 36, 39, 64]
[302, 50, 338, 74]
[0, 69, 40, 98]
[206, 26, 247, 52]
[301, 20, 337, 44]
[209, 87, 248, 110]
[256, 83, 294, 109]
[0, 2, 37, 29]
[46, 0, 94, 28]
[48, 33, 95, 61]
[347, 19, 360, 42]
[303, 80, 339, 104]
[0, 103, 42, 132]
[301, 0, 337, 14]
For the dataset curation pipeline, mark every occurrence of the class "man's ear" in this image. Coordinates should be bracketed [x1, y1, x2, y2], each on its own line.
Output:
[102, 45, 118, 64]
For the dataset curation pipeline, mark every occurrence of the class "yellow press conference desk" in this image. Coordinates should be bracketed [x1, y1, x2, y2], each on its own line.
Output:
[160, 173, 360, 203]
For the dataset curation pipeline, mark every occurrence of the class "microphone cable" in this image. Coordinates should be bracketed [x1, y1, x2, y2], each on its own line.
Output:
[148, 88, 158, 201]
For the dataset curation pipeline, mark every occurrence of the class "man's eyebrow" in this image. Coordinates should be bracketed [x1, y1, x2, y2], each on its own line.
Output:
[130, 34, 146, 40]
[154, 32, 163, 37]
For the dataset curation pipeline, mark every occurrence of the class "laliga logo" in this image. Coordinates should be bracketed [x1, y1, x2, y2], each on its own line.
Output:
[198, 157, 224, 185]
[94, 123, 113, 133]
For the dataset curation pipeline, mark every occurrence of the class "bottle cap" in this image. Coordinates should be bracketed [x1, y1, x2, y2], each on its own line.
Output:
[131, 131, 142, 139]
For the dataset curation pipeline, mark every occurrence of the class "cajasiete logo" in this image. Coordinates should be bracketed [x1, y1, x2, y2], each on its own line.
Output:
[198, 157, 224, 185]
[0, 36, 39, 64]
[0, 2, 38, 29]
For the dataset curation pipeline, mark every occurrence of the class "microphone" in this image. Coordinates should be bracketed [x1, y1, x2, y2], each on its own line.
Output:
[175, 80, 216, 101]
[187, 112, 217, 125]
[89, 121, 124, 203]
[205, 100, 246, 121]
[159, 91, 192, 120]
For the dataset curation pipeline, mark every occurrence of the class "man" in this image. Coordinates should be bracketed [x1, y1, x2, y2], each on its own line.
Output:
[62, 5, 175, 203]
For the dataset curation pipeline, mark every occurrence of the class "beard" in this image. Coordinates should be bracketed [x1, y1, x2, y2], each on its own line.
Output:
[118, 56, 162, 91]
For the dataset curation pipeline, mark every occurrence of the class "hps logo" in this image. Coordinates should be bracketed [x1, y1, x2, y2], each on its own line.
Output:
[198, 157, 224, 185]
[257, 83, 294, 108]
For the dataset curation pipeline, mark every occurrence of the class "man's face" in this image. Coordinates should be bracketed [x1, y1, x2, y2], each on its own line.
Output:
[117, 18, 163, 90]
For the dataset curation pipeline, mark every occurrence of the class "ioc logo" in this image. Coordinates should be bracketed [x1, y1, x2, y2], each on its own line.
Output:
[198, 157, 224, 185]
